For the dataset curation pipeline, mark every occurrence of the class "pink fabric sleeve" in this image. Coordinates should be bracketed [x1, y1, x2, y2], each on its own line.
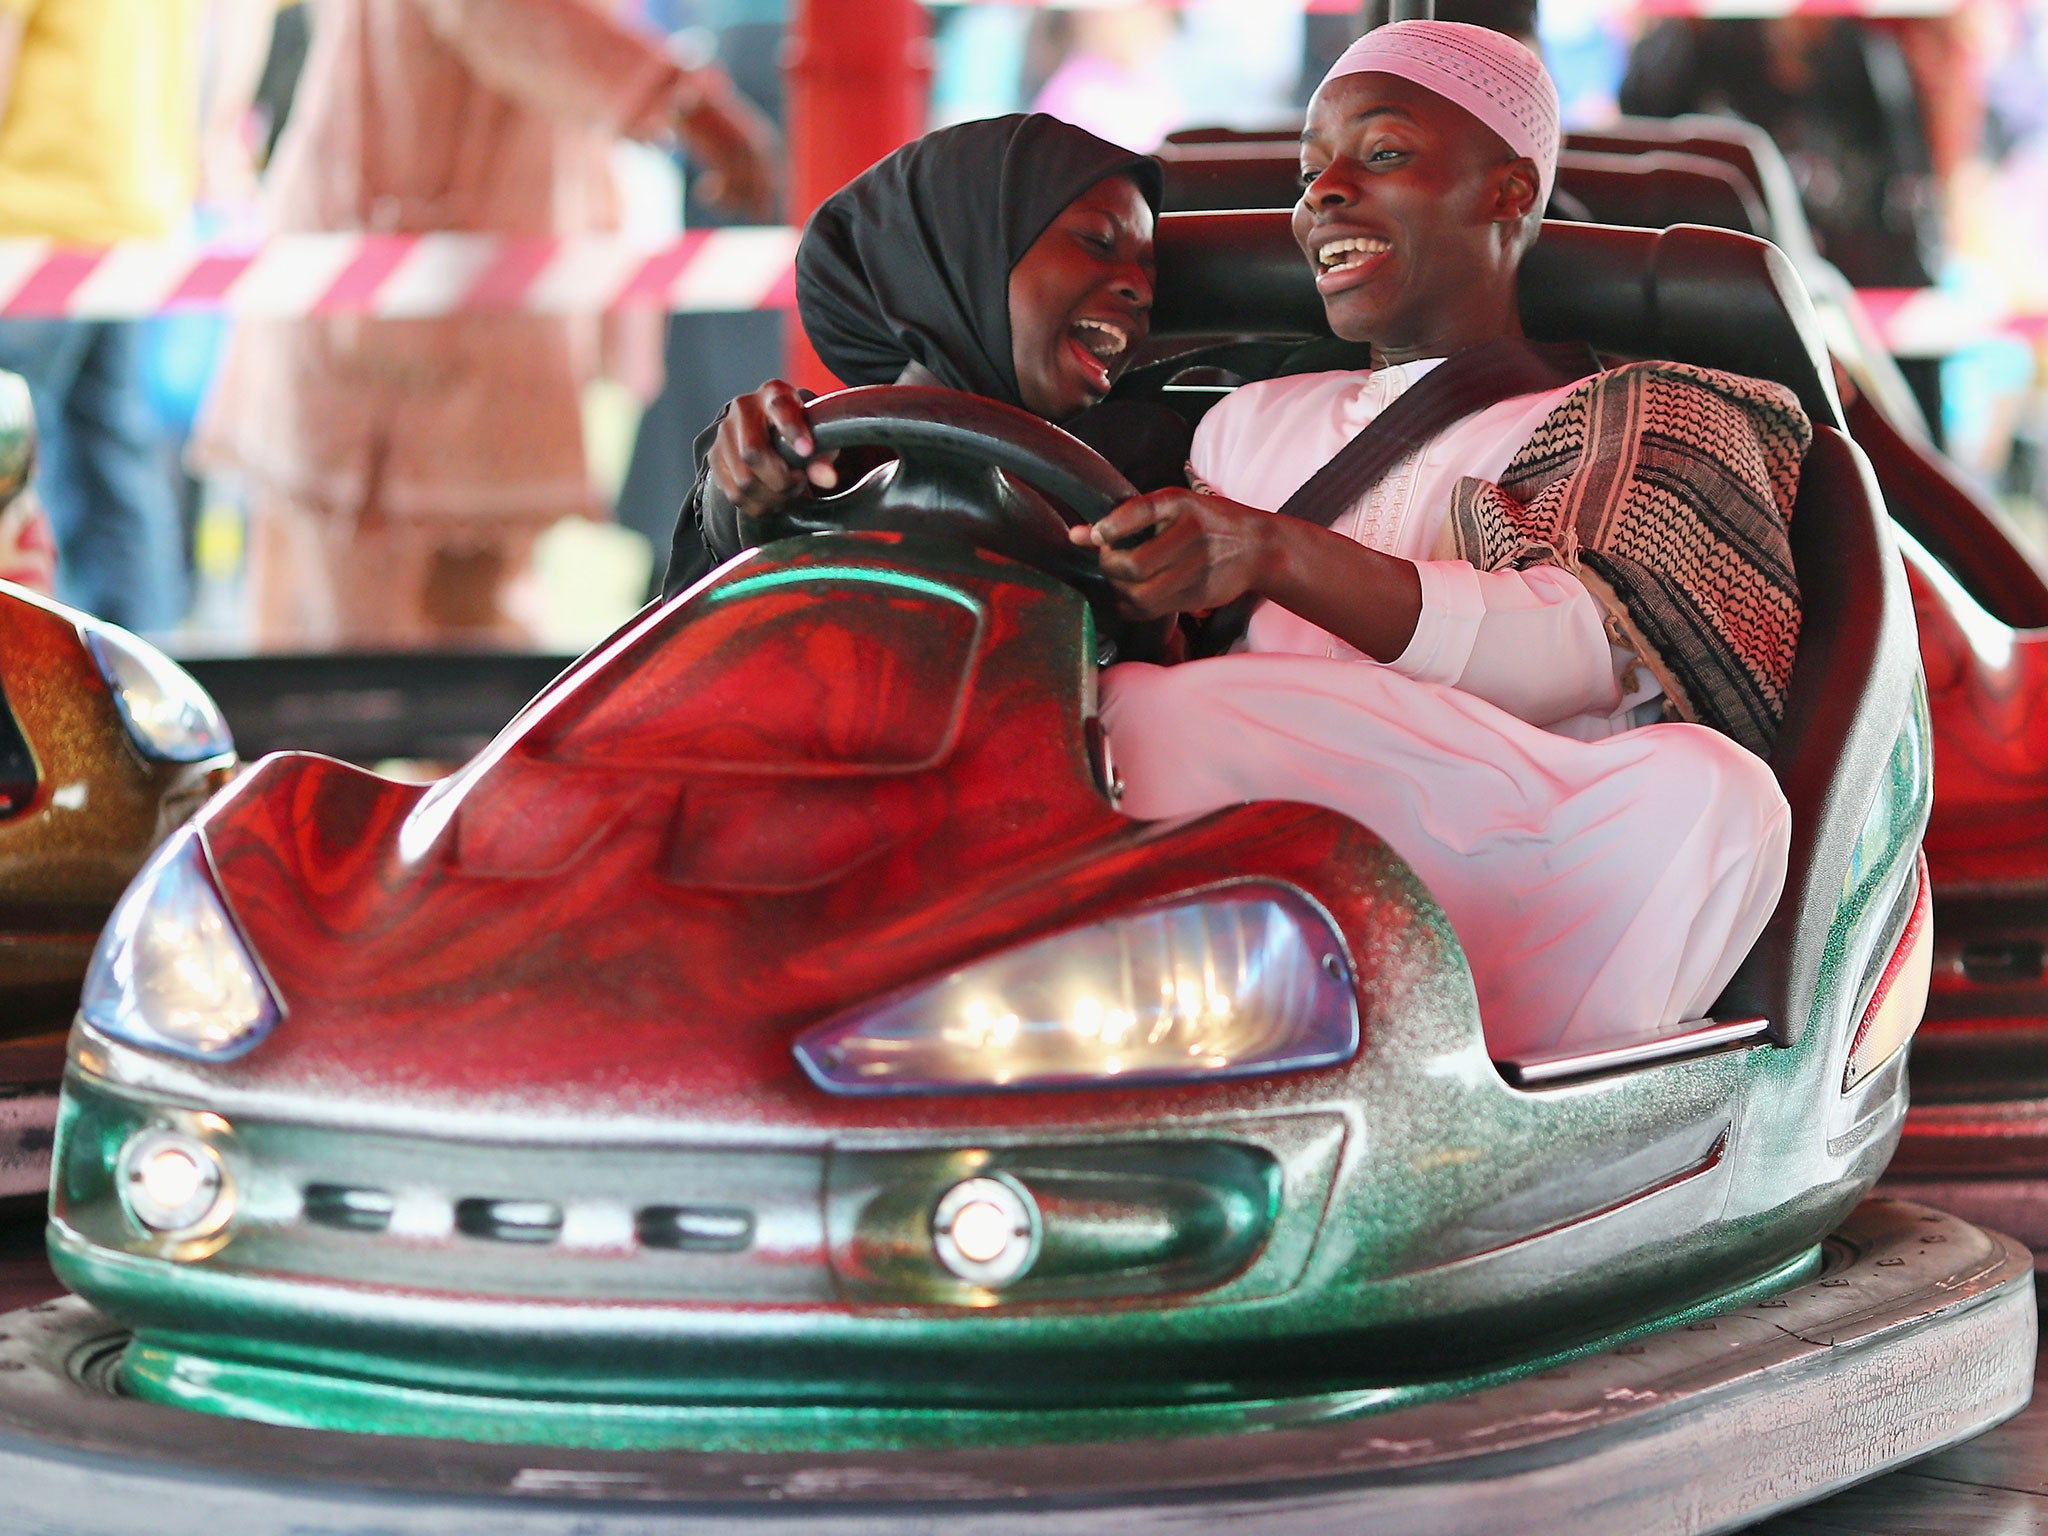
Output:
[1390, 560, 1623, 728]
[413, 0, 700, 140]
[0, 494, 55, 595]
[1185, 383, 1267, 504]
[1186, 416, 1227, 500]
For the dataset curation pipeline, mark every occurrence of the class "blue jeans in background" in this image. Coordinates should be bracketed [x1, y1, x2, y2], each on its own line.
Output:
[0, 319, 185, 632]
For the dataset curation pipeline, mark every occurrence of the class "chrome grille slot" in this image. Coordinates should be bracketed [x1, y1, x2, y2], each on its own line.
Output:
[302, 1183, 395, 1233]
[456, 1197, 563, 1244]
[638, 1205, 754, 1252]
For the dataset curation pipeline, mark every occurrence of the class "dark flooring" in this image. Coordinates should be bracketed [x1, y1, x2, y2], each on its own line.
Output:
[0, 1208, 54, 1314]
[0, 1211, 2043, 1532]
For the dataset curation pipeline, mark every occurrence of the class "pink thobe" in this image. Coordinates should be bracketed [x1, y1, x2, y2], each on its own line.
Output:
[195, 0, 703, 644]
[1100, 364, 1792, 1060]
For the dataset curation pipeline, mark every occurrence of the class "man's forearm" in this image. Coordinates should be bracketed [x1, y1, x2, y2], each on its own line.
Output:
[1254, 517, 1424, 664]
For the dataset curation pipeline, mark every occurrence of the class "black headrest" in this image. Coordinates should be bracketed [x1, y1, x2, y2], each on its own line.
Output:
[1162, 127, 1296, 148]
[1554, 149, 1769, 240]
[1566, 116, 1822, 273]
[1156, 142, 1302, 214]
[1152, 211, 1845, 430]
[1157, 143, 1770, 238]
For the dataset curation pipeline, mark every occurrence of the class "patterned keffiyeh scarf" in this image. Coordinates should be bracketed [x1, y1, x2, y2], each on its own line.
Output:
[1441, 360, 1810, 758]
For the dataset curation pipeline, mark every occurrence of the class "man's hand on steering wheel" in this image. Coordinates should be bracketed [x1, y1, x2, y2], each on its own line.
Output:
[708, 381, 843, 522]
[1070, 488, 1273, 620]
[1073, 486, 1427, 663]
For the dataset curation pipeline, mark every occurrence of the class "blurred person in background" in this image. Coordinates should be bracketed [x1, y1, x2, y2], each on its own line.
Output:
[1918, 0, 2048, 514]
[1620, 15, 1947, 435]
[0, 0, 270, 633]
[1619, 17, 1941, 290]
[1169, 0, 1306, 135]
[195, 0, 775, 649]
[1031, 3, 1183, 153]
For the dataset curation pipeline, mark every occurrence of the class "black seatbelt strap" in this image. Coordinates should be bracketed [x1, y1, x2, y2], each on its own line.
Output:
[1274, 336, 1601, 528]
[1189, 336, 1600, 656]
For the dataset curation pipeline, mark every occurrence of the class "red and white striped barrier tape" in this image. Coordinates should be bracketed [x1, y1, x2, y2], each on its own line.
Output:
[0, 232, 2031, 358]
[0, 229, 798, 322]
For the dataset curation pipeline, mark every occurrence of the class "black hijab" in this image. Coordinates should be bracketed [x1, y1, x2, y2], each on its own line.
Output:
[794, 114, 1165, 408]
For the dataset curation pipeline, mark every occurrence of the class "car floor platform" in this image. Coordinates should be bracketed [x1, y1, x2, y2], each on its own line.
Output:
[0, 1199, 2032, 1536]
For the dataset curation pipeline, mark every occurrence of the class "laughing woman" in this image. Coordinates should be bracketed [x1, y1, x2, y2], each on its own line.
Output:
[662, 113, 1183, 595]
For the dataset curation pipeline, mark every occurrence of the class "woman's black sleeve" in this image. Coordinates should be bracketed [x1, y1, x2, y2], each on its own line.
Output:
[661, 407, 738, 599]
[661, 389, 823, 601]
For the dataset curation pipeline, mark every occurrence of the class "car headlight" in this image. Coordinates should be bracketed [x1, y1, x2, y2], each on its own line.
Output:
[794, 881, 1358, 1094]
[79, 826, 282, 1060]
[84, 625, 234, 763]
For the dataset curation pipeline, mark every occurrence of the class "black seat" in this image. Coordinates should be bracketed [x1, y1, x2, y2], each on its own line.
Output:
[1567, 115, 1820, 273]
[1149, 209, 1918, 1047]
[1157, 140, 1769, 242]
[1715, 427, 1917, 1043]
[1156, 141, 1303, 214]
[1153, 213, 1844, 430]
[1162, 126, 1297, 148]
[1553, 149, 1767, 239]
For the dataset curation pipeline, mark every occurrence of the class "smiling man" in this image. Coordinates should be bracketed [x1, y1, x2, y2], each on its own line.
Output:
[1080, 22, 1811, 1062]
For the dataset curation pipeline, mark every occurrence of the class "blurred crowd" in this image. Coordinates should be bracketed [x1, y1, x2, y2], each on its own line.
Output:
[0, 0, 2045, 651]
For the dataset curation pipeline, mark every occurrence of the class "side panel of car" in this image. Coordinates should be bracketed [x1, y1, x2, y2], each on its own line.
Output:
[47, 527, 1932, 1423]
[0, 593, 196, 1036]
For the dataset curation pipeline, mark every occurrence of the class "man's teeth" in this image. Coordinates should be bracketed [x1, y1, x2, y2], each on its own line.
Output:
[1319, 236, 1391, 270]
[1071, 319, 1130, 359]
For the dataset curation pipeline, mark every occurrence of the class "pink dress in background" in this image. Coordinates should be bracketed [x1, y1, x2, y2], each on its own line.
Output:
[1101, 364, 1792, 1061]
[196, 0, 700, 646]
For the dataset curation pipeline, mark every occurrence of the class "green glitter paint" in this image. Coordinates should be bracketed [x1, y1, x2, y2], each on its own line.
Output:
[114, 1248, 1819, 1453]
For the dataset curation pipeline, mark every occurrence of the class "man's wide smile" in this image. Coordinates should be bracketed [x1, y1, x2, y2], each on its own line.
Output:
[1309, 230, 1394, 295]
[1063, 316, 1133, 394]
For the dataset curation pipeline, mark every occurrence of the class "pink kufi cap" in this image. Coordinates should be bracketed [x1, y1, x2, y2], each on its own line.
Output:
[1320, 21, 1560, 209]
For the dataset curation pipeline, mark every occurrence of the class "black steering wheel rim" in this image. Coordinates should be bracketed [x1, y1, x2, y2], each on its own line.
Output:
[767, 384, 1169, 660]
[795, 384, 1138, 528]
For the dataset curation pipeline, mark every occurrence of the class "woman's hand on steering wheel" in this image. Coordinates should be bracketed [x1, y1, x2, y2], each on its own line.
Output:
[708, 381, 843, 522]
[1071, 488, 1274, 620]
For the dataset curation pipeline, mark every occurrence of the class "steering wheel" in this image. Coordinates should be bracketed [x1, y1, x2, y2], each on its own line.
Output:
[763, 384, 1169, 661]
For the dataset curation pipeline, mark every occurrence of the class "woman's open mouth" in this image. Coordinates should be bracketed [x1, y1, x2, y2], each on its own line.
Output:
[1314, 235, 1393, 295]
[1065, 318, 1132, 394]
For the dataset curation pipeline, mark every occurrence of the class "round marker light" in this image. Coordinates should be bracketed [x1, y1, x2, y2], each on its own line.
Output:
[932, 1175, 1039, 1287]
[118, 1128, 232, 1238]
[949, 1199, 1015, 1265]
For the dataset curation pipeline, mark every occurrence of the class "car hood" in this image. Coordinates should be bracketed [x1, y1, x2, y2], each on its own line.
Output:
[107, 538, 1459, 1139]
